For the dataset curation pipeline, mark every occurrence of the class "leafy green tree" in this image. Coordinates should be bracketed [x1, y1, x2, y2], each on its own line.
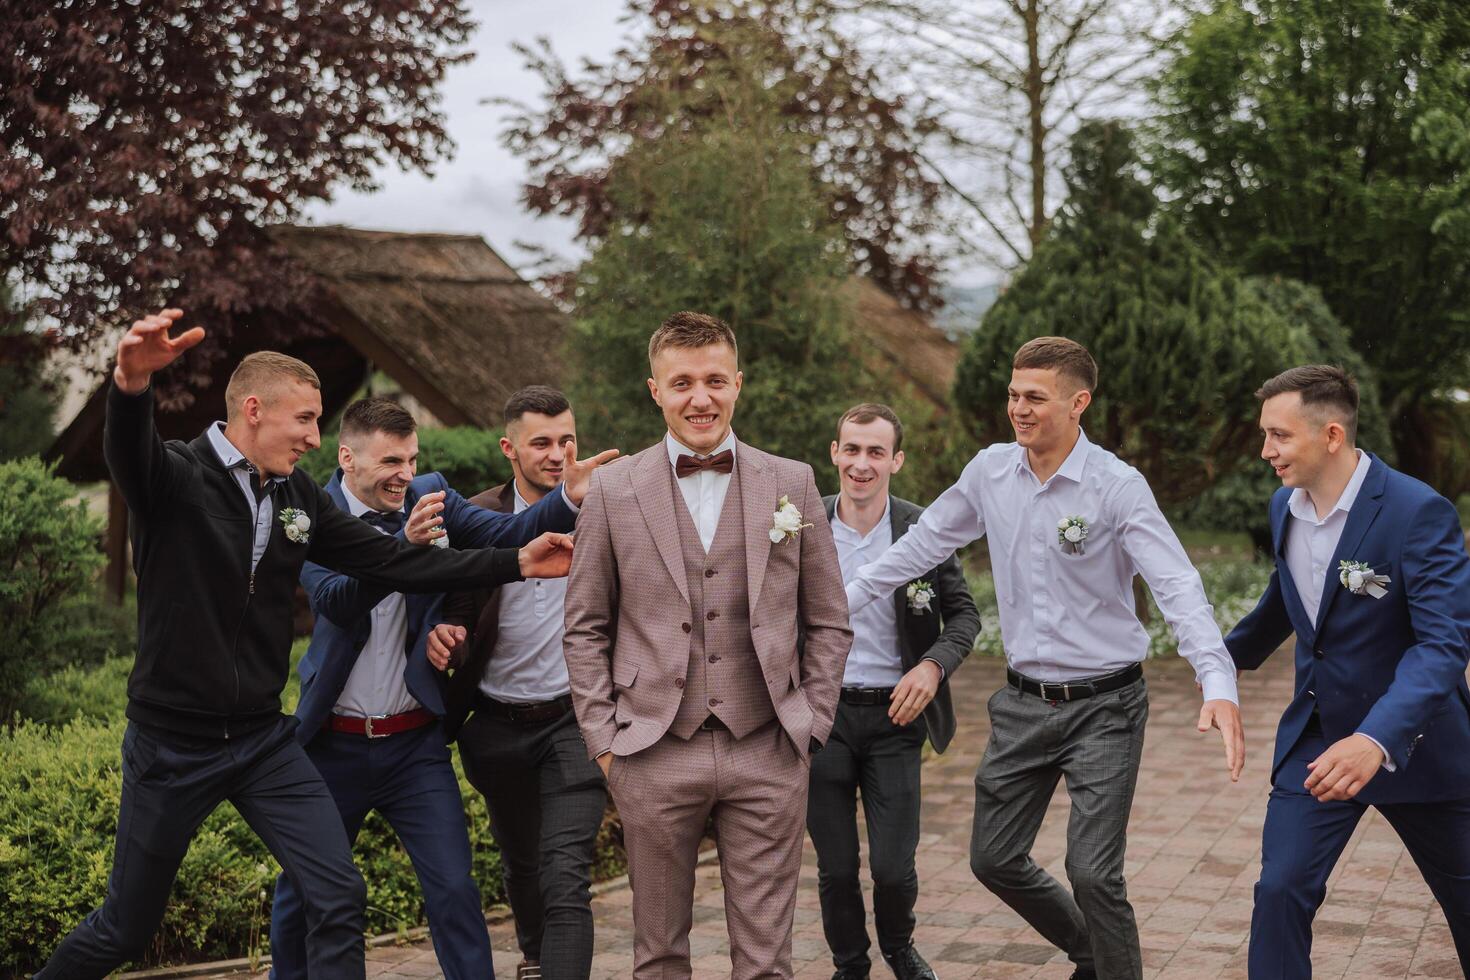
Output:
[954, 122, 1372, 508]
[0, 284, 58, 462]
[1151, 0, 1470, 487]
[567, 42, 862, 484]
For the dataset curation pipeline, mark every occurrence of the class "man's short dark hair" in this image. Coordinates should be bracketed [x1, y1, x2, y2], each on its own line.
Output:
[836, 403, 905, 453]
[1013, 336, 1099, 393]
[504, 385, 571, 426]
[339, 397, 416, 444]
[648, 311, 738, 368]
[1256, 364, 1360, 443]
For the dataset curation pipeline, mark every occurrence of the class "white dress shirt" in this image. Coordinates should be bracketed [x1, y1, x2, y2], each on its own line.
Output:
[333, 482, 419, 718]
[1284, 449, 1393, 768]
[667, 430, 737, 552]
[206, 422, 283, 572]
[847, 430, 1239, 704]
[832, 500, 904, 688]
[481, 484, 573, 703]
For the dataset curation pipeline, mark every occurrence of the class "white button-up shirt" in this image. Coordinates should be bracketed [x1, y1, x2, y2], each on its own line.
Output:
[333, 482, 419, 718]
[1284, 449, 1393, 769]
[832, 500, 904, 688]
[481, 484, 573, 703]
[667, 430, 737, 552]
[847, 430, 1239, 704]
[206, 422, 284, 572]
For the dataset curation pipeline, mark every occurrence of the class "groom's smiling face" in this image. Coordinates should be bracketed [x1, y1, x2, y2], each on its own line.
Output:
[648, 342, 743, 454]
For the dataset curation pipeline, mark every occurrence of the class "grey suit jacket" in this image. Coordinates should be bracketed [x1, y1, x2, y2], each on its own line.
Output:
[822, 493, 981, 753]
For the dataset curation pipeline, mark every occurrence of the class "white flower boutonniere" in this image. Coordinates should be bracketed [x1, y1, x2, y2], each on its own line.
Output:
[906, 579, 936, 614]
[279, 507, 311, 545]
[768, 495, 812, 544]
[1339, 559, 1390, 598]
[1056, 515, 1089, 555]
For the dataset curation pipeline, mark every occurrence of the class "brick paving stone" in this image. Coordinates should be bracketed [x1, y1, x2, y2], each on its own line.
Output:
[225, 653, 1463, 979]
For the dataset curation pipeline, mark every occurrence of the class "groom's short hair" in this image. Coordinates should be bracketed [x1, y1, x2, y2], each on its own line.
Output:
[1256, 365, 1359, 443]
[1013, 337, 1098, 393]
[648, 311, 738, 368]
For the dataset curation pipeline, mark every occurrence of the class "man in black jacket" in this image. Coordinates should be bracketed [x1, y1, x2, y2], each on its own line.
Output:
[810, 403, 981, 980]
[35, 309, 606, 980]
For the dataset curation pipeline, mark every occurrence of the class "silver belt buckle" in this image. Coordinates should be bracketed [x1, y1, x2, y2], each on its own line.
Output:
[364, 714, 390, 738]
[1041, 681, 1070, 704]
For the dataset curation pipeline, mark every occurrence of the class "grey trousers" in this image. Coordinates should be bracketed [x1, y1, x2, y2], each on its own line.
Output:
[969, 677, 1149, 980]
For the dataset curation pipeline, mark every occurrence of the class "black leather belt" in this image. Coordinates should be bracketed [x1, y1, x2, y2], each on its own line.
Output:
[1006, 663, 1143, 703]
[841, 687, 895, 706]
[476, 693, 574, 725]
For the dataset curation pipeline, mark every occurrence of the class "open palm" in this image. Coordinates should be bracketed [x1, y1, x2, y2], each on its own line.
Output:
[115, 308, 206, 392]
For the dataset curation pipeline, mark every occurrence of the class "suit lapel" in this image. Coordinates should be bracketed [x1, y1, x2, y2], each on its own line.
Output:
[633, 449, 691, 605]
[890, 499, 914, 629]
[739, 440, 777, 611]
[1313, 458, 1387, 634]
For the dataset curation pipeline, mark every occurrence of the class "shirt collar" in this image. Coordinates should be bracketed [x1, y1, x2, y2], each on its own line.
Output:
[665, 429, 737, 471]
[1288, 449, 1372, 526]
[832, 496, 892, 546]
[339, 478, 386, 519]
[1016, 428, 1092, 485]
[512, 482, 530, 514]
[207, 422, 285, 485]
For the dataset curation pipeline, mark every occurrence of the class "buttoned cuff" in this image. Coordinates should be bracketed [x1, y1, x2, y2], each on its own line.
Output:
[560, 483, 580, 514]
[1356, 732, 1397, 772]
[1199, 670, 1239, 706]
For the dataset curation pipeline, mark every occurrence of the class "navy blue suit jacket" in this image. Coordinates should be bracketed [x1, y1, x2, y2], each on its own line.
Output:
[294, 469, 577, 745]
[1225, 455, 1470, 804]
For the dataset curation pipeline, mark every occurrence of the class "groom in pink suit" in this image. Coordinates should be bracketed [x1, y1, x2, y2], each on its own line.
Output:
[563, 311, 853, 978]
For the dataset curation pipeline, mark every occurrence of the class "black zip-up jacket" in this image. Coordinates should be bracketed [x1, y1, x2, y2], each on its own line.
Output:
[105, 384, 527, 738]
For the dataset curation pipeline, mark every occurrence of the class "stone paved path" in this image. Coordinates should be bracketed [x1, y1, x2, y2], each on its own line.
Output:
[244, 653, 1461, 979]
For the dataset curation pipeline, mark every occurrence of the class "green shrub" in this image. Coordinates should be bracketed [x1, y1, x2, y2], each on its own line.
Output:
[0, 458, 118, 720]
[0, 638, 626, 971]
[296, 427, 513, 496]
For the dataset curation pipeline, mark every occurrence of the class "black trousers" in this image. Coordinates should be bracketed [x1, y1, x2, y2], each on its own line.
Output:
[458, 705, 606, 980]
[806, 699, 927, 972]
[35, 716, 365, 980]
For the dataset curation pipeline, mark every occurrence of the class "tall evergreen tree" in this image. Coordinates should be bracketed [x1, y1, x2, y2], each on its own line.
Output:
[955, 121, 1374, 506]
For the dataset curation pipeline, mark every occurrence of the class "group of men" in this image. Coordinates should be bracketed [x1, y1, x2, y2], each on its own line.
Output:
[30, 306, 1470, 980]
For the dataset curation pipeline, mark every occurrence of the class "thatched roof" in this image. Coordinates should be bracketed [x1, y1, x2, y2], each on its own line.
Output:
[844, 276, 959, 412]
[48, 225, 568, 482]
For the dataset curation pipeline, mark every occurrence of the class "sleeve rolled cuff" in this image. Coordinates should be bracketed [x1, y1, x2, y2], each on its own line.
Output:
[1199, 670, 1239, 706]
[1356, 732, 1397, 772]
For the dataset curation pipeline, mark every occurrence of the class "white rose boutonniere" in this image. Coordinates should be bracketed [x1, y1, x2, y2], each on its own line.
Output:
[768, 495, 812, 544]
[906, 579, 936, 614]
[279, 507, 311, 545]
[1339, 559, 1390, 598]
[1056, 515, 1089, 555]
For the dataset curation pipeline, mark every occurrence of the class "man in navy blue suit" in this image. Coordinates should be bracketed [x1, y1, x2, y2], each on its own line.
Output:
[1227, 365, 1470, 978]
[268, 397, 615, 979]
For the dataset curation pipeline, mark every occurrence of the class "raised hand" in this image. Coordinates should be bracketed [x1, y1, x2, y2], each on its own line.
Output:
[1198, 698, 1246, 782]
[426, 623, 466, 671]
[562, 447, 622, 505]
[406, 491, 447, 546]
[518, 531, 575, 579]
[888, 659, 942, 726]
[114, 308, 206, 394]
[1305, 733, 1384, 802]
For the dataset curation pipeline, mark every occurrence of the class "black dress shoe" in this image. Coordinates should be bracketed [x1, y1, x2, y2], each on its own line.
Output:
[883, 945, 938, 980]
[1069, 970, 1098, 980]
[832, 969, 870, 980]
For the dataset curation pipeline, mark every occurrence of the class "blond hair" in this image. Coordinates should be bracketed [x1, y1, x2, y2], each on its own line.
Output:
[647, 311, 738, 369]
[224, 351, 321, 420]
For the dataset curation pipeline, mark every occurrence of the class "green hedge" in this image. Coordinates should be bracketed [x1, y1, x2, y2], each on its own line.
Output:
[296, 427, 513, 495]
[3, 640, 625, 973]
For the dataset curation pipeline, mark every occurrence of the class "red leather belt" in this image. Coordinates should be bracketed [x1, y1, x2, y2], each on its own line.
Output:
[328, 707, 437, 738]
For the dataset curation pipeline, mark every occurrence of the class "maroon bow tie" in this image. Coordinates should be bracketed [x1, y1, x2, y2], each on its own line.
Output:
[675, 449, 734, 478]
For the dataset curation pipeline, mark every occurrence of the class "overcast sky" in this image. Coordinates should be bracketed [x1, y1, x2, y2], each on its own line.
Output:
[305, 0, 626, 275]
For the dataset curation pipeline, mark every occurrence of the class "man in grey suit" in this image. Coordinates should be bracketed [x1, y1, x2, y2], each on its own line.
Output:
[810, 403, 980, 980]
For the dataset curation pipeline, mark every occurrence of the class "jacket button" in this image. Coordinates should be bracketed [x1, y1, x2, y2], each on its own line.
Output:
[674, 677, 685, 689]
[705, 569, 716, 578]
[708, 654, 720, 664]
[709, 697, 721, 707]
[1312, 648, 1324, 660]
[707, 610, 718, 620]
[682, 623, 692, 633]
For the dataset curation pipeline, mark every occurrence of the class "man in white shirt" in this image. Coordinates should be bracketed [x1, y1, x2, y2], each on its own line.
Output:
[439, 387, 606, 980]
[845, 337, 1245, 980]
[810, 403, 980, 980]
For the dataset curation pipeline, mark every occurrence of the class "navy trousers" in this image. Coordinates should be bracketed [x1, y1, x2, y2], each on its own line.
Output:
[1250, 727, 1470, 978]
[36, 717, 365, 980]
[269, 721, 491, 980]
